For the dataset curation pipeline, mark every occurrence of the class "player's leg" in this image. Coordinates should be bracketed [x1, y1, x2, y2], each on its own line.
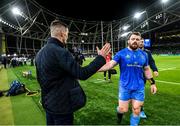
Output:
[104, 71, 107, 80]
[130, 89, 145, 125]
[117, 87, 131, 124]
[140, 105, 147, 119]
[117, 100, 130, 123]
[108, 70, 112, 82]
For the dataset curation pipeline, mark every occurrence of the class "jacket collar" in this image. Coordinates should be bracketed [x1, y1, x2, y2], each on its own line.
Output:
[47, 37, 65, 48]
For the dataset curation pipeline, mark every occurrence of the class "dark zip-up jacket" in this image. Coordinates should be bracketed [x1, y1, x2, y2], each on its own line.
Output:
[35, 37, 106, 114]
[144, 49, 158, 72]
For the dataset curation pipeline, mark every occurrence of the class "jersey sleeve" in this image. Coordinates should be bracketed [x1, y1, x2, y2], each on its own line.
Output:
[113, 51, 121, 63]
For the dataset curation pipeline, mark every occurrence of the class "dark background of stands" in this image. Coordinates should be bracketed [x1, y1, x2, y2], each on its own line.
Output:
[34, 0, 157, 21]
[0, 0, 180, 57]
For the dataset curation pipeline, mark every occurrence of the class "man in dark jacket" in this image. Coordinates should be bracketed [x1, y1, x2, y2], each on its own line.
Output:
[139, 38, 158, 77]
[2, 56, 7, 69]
[35, 20, 110, 125]
[138, 38, 159, 119]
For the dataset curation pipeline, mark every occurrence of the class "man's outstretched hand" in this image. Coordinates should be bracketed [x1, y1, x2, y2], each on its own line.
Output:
[96, 43, 111, 58]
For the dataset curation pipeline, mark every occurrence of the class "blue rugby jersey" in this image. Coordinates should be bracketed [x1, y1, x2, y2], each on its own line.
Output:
[113, 48, 148, 90]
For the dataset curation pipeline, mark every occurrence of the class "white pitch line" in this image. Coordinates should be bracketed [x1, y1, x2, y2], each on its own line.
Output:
[156, 80, 180, 85]
[97, 79, 104, 81]
[92, 79, 106, 83]
[94, 81, 105, 83]
[158, 67, 176, 71]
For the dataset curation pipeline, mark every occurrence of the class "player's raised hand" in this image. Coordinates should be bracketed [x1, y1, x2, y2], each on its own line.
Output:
[96, 43, 111, 58]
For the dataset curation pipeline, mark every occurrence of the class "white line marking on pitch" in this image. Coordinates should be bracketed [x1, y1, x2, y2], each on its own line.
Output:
[93, 79, 106, 83]
[156, 80, 180, 85]
[158, 67, 176, 71]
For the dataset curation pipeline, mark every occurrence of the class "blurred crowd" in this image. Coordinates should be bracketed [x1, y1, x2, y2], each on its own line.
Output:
[0, 54, 35, 69]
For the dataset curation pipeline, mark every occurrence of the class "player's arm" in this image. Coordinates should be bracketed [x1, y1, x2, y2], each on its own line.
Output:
[147, 51, 159, 77]
[98, 60, 117, 72]
[144, 66, 157, 94]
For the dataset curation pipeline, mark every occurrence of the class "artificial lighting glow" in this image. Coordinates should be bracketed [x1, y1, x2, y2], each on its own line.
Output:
[79, 32, 88, 36]
[122, 25, 130, 31]
[0, 18, 19, 30]
[12, 7, 22, 15]
[161, 0, 169, 4]
[140, 21, 148, 29]
[134, 11, 146, 19]
[134, 12, 141, 19]
[121, 32, 131, 37]
[13, 53, 17, 57]
[2, 54, 6, 57]
[12, 7, 28, 20]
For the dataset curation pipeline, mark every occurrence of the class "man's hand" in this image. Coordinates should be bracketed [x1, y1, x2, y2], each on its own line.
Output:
[151, 84, 157, 94]
[153, 71, 159, 77]
[96, 43, 111, 58]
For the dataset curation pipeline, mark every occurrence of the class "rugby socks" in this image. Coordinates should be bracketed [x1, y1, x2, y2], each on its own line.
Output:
[130, 113, 140, 126]
[117, 106, 123, 124]
[141, 106, 144, 111]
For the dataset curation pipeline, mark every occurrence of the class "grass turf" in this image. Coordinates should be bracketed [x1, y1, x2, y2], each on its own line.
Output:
[0, 69, 14, 125]
[0, 55, 180, 125]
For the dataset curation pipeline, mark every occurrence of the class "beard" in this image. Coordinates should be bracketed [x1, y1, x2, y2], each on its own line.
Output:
[129, 42, 138, 50]
[138, 43, 144, 49]
[139, 45, 143, 49]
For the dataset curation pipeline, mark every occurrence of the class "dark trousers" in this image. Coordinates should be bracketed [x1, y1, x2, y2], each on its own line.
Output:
[46, 111, 74, 125]
[3, 63, 7, 69]
[104, 71, 111, 79]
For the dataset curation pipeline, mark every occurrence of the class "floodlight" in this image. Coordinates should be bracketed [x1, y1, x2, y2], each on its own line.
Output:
[12, 7, 21, 16]
[122, 25, 130, 31]
[134, 11, 146, 19]
[13, 53, 17, 57]
[134, 12, 141, 19]
[161, 0, 169, 4]
[0, 18, 19, 30]
[121, 32, 130, 37]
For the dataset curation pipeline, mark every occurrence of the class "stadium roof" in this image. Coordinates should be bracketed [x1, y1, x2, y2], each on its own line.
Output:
[34, 0, 157, 21]
[0, 0, 180, 43]
[0, 0, 180, 55]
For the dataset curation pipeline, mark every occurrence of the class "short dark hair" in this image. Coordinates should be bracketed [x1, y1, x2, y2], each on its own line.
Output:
[127, 32, 141, 40]
[50, 20, 68, 29]
[50, 20, 68, 36]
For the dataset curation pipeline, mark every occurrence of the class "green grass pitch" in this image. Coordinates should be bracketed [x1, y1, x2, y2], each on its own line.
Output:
[0, 55, 180, 125]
